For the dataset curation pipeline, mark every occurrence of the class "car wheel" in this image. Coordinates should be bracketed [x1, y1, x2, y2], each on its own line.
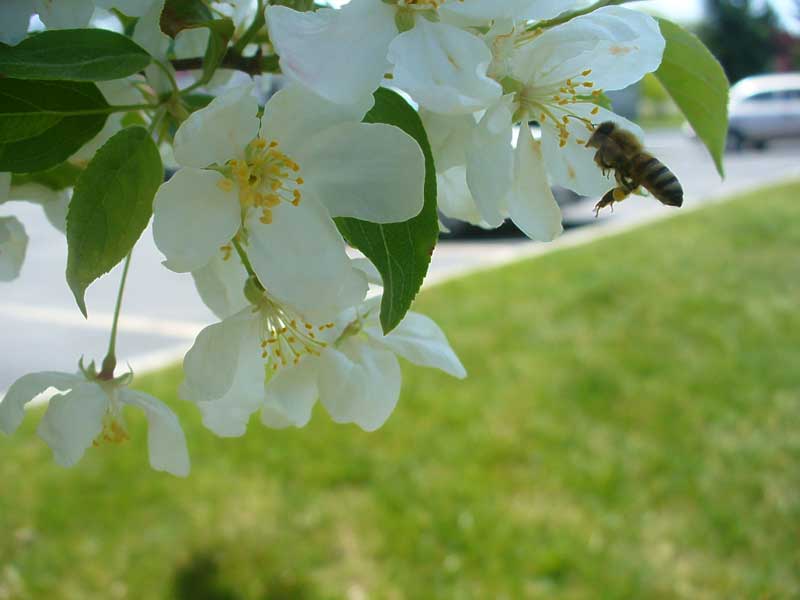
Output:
[726, 130, 745, 152]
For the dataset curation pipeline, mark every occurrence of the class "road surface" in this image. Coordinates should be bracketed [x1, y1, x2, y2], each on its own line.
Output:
[1, 131, 798, 390]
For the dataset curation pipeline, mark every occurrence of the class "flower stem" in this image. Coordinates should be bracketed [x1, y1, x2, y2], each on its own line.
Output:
[523, 0, 636, 34]
[231, 237, 264, 290]
[99, 251, 133, 380]
[234, 0, 265, 53]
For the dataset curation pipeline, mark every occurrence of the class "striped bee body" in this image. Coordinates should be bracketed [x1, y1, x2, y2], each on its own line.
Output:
[585, 121, 684, 215]
[628, 152, 684, 207]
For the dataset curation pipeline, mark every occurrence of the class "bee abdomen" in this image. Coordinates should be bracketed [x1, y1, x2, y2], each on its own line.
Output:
[634, 154, 683, 207]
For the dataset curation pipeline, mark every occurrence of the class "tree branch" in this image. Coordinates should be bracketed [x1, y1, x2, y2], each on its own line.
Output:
[170, 50, 279, 77]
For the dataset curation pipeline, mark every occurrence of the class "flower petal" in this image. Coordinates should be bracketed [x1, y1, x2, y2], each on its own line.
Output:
[541, 104, 643, 196]
[0, 216, 28, 281]
[96, 0, 160, 17]
[366, 311, 467, 379]
[37, 382, 107, 468]
[245, 197, 368, 322]
[0, 371, 82, 434]
[437, 166, 485, 226]
[466, 97, 515, 227]
[192, 325, 267, 437]
[261, 358, 320, 429]
[388, 19, 501, 115]
[260, 83, 374, 157]
[173, 86, 260, 168]
[267, 1, 397, 105]
[318, 341, 401, 432]
[512, 6, 664, 92]
[34, 0, 94, 29]
[132, 0, 169, 59]
[0, 0, 34, 45]
[192, 250, 250, 321]
[508, 124, 563, 241]
[296, 121, 425, 223]
[420, 110, 475, 173]
[121, 389, 190, 477]
[182, 309, 254, 404]
[152, 168, 241, 273]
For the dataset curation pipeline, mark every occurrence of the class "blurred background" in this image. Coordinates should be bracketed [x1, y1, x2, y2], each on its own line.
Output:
[2, 2, 800, 599]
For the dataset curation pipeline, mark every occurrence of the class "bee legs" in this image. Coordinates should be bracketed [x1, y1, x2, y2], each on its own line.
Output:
[594, 187, 631, 217]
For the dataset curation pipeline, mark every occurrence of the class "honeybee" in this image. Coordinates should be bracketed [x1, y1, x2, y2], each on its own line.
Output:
[585, 121, 683, 216]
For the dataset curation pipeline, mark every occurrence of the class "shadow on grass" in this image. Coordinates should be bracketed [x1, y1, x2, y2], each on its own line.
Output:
[172, 552, 313, 600]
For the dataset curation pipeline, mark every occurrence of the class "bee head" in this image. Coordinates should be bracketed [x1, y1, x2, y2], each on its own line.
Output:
[585, 121, 617, 148]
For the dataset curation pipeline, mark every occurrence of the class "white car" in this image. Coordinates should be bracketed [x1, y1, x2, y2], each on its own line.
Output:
[726, 73, 800, 150]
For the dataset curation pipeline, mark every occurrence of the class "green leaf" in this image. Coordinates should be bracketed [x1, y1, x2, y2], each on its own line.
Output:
[11, 161, 83, 190]
[160, 0, 234, 85]
[0, 29, 151, 81]
[66, 127, 163, 317]
[335, 88, 438, 334]
[201, 19, 235, 83]
[655, 18, 729, 177]
[0, 79, 108, 173]
[160, 0, 214, 37]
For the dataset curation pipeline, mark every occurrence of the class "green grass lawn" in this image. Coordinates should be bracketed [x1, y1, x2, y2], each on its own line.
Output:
[3, 181, 800, 599]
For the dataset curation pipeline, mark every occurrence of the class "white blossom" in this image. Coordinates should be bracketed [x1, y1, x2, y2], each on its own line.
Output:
[0, 370, 190, 477]
[153, 83, 426, 319]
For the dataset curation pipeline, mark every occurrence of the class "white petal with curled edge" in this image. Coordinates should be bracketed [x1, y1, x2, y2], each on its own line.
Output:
[437, 166, 485, 226]
[182, 309, 254, 404]
[9, 183, 70, 232]
[541, 104, 643, 197]
[261, 358, 320, 429]
[523, 0, 585, 21]
[366, 311, 467, 379]
[0, 216, 28, 281]
[318, 340, 401, 432]
[420, 110, 475, 173]
[41, 189, 70, 233]
[351, 258, 383, 288]
[245, 197, 368, 323]
[513, 6, 664, 92]
[261, 83, 374, 158]
[121, 389, 190, 477]
[466, 97, 515, 228]
[34, 0, 94, 29]
[388, 20, 501, 115]
[508, 124, 563, 242]
[0, 371, 83, 435]
[296, 121, 425, 223]
[152, 168, 241, 273]
[267, 1, 397, 106]
[0, 1, 35, 46]
[192, 324, 266, 438]
[37, 382, 107, 468]
[132, 0, 169, 59]
[192, 250, 249, 321]
[174, 86, 260, 168]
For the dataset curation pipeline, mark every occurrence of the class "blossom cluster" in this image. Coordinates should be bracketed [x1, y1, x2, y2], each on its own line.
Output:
[0, 0, 669, 476]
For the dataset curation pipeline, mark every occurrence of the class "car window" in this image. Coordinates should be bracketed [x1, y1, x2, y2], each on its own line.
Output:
[747, 91, 777, 102]
[782, 89, 800, 100]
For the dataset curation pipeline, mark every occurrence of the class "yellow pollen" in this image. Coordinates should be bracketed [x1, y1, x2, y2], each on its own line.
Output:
[582, 69, 593, 76]
[591, 106, 600, 115]
[217, 178, 234, 192]
[583, 82, 594, 88]
[226, 138, 305, 224]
